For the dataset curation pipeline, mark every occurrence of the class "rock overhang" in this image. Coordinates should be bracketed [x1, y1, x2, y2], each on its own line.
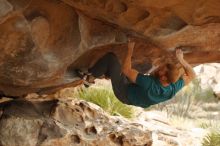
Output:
[0, 0, 220, 96]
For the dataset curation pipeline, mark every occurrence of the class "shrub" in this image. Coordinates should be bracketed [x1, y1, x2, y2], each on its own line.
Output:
[74, 86, 135, 119]
[199, 120, 220, 130]
[202, 130, 220, 146]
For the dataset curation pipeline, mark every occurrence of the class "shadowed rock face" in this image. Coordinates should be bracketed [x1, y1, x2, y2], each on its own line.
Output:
[0, 0, 220, 96]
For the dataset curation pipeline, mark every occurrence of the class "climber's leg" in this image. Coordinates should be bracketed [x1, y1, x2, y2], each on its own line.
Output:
[89, 53, 131, 104]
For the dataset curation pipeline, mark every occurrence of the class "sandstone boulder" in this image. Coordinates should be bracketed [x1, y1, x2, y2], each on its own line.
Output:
[195, 63, 220, 99]
[0, 97, 152, 146]
[0, 0, 220, 96]
[0, 95, 205, 146]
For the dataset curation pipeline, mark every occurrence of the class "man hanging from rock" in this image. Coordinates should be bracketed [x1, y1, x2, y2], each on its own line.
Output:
[76, 40, 196, 108]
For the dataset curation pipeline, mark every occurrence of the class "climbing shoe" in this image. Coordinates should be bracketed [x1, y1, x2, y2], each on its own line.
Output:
[75, 69, 95, 88]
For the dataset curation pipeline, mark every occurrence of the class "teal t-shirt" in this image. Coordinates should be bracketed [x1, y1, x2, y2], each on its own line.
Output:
[127, 73, 184, 108]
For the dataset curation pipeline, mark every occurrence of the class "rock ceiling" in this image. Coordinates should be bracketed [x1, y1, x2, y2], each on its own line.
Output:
[0, 0, 220, 96]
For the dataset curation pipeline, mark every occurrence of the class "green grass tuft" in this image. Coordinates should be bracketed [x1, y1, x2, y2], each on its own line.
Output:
[75, 86, 135, 119]
[202, 130, 220, 146]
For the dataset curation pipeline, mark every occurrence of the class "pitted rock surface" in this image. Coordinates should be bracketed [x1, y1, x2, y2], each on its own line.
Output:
[0, 97, 152, 146]
[0, 95, 206, 146]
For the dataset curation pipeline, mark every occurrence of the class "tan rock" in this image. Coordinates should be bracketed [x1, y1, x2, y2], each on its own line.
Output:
[0, 0, 12, 18]
[0, 0, 219, 96]
[0, 98, 152, 146]
[0, 95, 206, 146]
[195, 63, 220, 98]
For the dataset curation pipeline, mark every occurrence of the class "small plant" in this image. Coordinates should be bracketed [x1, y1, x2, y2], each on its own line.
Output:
[198, 119, 220, 146]
[199, 120, 220, 130]
[202, 130, 220, 146]
[74, 86, 135, 119]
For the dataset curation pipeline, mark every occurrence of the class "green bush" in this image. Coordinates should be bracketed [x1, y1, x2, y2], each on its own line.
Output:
[202, 130, 220, 146]
[201, 120, 220, 146]
[74, 86, 135, 119]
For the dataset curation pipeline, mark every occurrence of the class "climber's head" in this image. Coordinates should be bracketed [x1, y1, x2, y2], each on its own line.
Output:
[156, 65, 169, 83]
[166, 63, 184, 83]
[154, 63, 184, 85]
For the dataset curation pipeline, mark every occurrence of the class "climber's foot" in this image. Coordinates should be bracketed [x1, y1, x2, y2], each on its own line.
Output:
[75, 69, 95, 88]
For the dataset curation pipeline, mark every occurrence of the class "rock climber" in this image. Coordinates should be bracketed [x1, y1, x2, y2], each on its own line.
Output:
[76, 40, 196, 108]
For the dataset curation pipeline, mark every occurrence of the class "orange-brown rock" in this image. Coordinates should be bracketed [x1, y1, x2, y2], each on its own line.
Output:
[0, 0, 220, 96]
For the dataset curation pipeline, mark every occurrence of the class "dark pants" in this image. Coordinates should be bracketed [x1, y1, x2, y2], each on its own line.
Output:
[89, 53, 131, 104]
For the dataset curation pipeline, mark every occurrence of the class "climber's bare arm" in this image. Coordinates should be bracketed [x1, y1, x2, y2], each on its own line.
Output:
[176, 49, 196, 85]
[122, 41, 138, 83]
